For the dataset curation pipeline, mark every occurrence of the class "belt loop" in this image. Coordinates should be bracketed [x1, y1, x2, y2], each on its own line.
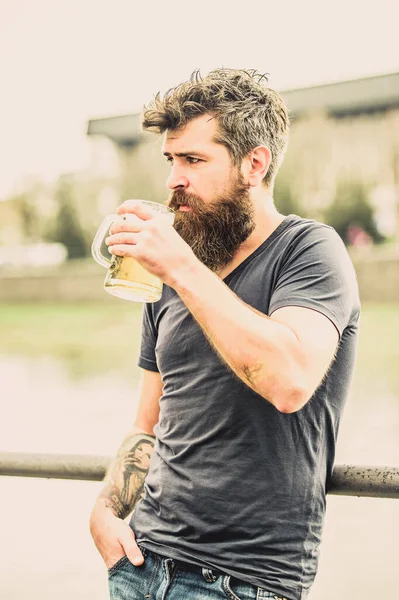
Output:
[202, 567, 217, 582]
[160, 558, 176, 600]
[164, 558, 175, 578]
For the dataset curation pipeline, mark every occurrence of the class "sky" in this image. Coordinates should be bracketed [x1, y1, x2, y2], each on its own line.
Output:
[1, 0, 398, 199]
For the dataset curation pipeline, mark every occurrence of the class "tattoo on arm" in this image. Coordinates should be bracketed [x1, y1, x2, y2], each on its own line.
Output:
[99, 432, 155, 519]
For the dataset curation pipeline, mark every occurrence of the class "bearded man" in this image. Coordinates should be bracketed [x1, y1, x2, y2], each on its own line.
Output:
[90, 69, 360, 600]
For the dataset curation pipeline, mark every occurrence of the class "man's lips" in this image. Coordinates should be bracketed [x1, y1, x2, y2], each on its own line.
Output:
[178, 205, 191, 212]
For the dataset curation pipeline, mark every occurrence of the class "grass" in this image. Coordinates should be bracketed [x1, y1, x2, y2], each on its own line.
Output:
[0, 303, 144, 380]
[0, 302, 398, 398]
[353, 303, 399, 397]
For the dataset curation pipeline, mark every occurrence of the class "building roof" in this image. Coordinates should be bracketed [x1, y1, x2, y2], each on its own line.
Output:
[87, 71, 399, 146]
[283, 71, 399, 118]
[86, 113, 142, 147]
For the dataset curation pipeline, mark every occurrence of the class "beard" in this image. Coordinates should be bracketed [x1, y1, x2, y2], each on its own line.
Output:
[167, 173, 255, 272]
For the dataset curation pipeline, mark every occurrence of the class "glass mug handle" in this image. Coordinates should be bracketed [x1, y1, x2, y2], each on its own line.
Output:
[91, 213, 120, 268]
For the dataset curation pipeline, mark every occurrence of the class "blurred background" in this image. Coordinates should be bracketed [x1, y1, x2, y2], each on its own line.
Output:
[0, 1, 398, 598]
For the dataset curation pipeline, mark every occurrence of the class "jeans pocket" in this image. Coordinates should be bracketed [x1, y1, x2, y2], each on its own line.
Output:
[107, 555, 129, 575]
[108, 550, 156, 600]
[222, 575, 257, 600]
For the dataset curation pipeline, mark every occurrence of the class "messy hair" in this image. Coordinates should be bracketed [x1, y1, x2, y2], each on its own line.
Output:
[142, 68, 290, 188]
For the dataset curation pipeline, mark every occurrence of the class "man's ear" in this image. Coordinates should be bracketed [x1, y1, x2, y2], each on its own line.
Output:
[246, 146, 272, 187]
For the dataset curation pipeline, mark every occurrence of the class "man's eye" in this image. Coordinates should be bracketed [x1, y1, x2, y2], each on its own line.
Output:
[166, 156, 174, 165]
[186, 157, 200, 164]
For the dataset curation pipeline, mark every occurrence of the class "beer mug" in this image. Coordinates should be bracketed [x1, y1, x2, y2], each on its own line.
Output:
[91, 200, 175, 302]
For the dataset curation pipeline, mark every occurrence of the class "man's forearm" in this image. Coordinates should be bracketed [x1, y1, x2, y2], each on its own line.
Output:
[98, 429, 155, 520]
[170, 261, 307, 411]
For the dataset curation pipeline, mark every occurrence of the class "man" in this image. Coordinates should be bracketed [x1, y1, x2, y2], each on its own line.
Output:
[90, 69, 360, 600]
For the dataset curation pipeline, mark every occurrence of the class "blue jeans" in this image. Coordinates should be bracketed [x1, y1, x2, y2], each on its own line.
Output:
[108, 546, 289, 600]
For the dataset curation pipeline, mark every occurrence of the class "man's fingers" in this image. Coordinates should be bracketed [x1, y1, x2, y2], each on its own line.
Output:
[109, 215, 143, 235]
[106, 233, 138, 247]
[108, 244, 138, 257]
[117, 200, 155, 220]
[104, 545, 127, 570]
[118, 527, 144, 566]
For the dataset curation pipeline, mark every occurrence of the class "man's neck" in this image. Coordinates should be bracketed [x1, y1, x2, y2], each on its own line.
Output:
[217, 194, 285, 280]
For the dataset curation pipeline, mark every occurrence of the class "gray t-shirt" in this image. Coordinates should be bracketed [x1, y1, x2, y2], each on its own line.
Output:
[130, 215, 360, 600]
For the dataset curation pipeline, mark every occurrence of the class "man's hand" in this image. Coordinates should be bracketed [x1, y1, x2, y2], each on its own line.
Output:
[105, 200, 199, 288]
[89, 501, 144, 569]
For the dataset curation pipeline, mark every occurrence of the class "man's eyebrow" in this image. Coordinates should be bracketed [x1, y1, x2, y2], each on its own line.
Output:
[163, 150, 208, 159]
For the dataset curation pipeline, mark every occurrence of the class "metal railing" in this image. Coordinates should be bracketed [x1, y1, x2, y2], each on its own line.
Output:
[0, 452, 398, 498]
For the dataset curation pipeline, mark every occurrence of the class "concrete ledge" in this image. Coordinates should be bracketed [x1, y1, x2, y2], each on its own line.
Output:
[1, 250, 399, 303]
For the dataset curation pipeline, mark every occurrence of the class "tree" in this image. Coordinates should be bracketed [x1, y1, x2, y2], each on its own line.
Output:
[324, 180, 384, 245]
[48, 179, 88, 259]
[273, 175, 304, 216]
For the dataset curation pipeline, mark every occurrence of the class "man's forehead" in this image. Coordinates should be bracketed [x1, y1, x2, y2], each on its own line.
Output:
[164, 114, 217, 148]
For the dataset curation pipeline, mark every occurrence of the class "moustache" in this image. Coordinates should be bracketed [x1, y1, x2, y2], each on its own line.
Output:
[168, 191, 204, 211]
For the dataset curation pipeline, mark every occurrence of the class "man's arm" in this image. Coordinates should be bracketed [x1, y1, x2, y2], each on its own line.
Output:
[170, 262, 339, 414]
[90, 369, 162, 568]
[98, 428, 156, 520]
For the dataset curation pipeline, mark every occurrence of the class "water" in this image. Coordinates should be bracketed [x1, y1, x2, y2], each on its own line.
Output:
[1, 356, 398, 599]
[0, 355, 139, 455]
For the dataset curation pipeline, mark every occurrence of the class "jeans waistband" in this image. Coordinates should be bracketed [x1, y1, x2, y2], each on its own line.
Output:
[173, 558, 224, 577]
[138, 544, 224, 578]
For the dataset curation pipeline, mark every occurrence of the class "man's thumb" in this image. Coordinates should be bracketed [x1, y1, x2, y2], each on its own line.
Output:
[119, 527, 144, 566]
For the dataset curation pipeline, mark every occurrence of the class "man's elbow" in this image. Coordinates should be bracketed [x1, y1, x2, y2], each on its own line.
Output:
[243, 363, 312, 413]
[269, 385, 311, 414]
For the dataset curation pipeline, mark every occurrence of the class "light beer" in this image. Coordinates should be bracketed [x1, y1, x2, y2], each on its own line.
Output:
[91, 200, 175, 303]
[104, 255, 163, 302]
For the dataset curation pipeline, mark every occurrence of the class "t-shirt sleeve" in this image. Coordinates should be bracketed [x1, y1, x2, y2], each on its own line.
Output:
[138, 303, 159, 372]
[268, 224, 359, 336]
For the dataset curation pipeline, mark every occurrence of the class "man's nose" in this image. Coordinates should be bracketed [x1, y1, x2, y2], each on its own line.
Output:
[166, 167, 189, 191]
